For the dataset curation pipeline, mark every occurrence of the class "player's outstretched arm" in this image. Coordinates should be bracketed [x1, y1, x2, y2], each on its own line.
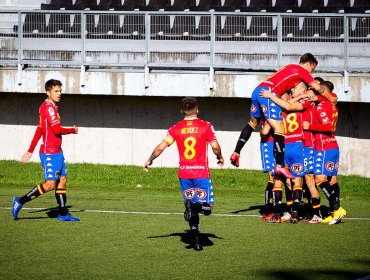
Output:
[260, 88, 304, 112]
[143, 140, 170, 172]
[50, 123, 78, 135]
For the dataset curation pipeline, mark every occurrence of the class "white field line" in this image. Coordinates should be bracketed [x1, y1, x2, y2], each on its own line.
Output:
[1, 207, 370, 220]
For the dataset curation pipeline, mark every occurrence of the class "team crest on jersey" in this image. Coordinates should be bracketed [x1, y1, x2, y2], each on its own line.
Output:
[251, 104, 257, 113]
[195, 188, 207, 199]
[183, 188, 195, 199]
[325, 161, 335, 172]
[261, 105, 267, 113]
[292, 163, 303, 173]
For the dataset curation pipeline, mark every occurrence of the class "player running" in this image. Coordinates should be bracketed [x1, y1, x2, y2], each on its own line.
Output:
[144, 97, 224, 251]
[230, 53, 334, 179]
[12, 79, 80, 222]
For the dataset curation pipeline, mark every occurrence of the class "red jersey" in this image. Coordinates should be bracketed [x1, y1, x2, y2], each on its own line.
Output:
[310, 100, 339, 151]
[28, 99, 75, 154]
[164, 117, 217, 179]
[302, 100, 316, 147]
[283, 111, 304, 143]
[259, 64, 315, 97]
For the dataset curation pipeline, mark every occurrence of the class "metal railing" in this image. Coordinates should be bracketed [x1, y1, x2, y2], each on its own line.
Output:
[0, 10, 369, 76]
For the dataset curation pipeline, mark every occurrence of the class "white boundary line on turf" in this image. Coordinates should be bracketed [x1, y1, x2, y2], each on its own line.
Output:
[2, 207, 370, 220]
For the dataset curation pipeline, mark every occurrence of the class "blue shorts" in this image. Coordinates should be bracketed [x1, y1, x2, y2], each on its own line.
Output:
[314, 148, 340, 177]
[179, 178, 214, 205]
[40, 151, 67, 181]
[303, 147, 315, 174]
[285, 142, 305, 177]
[260, 141, 275, 172]
[250, 86, 283, 121]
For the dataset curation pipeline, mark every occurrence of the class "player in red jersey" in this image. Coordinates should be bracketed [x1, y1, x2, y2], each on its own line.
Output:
[12, 79, 80, 222]
[230, 53, 335, 179]
[303, 81, 346, 225]
[144, 97, 224, 251]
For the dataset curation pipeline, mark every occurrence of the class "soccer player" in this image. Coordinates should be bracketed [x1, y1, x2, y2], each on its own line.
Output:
[260, 81, 324, 223]
[144, 97, 224, 251]
[303, 81, 346, 225]
[12, 79, 80, 222]
[260, 120, 275, 221]
[230, 53, 333, 179]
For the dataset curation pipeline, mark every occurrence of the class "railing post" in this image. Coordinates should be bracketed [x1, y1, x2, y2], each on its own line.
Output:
[144, 12, 150, 88]
[80, 12, 86, 87]
[277, 14, 282, 69]
[209, 12, 215, 90]
[17, 12, 23, 85]
[344, 15, 349, 93]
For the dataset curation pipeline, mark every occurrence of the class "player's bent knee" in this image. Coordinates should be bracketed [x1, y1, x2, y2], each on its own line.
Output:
[202, 203, 212, 216]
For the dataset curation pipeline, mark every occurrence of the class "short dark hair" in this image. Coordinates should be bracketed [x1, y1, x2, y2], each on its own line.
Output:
[299, 53, 318, 66]
[314, 77, 325, 83]
[45, 79, 62, 92]
[181, 97, 198, 116]
[324, 80, 334, 92]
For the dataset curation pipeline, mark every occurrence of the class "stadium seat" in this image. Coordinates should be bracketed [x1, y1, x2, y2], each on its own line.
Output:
[272, 0, 297, 11]
[166, 0, 193, 11]
[23, 13, 47, 34]
[190, 0, 219, 11]
[299, 16, 326, 38]
[325, 16, 344, 38]
[282, 16, 302, 38]
[171, 15, 196, 38]
[317, 0, 348, 13]
[150, 14, 171, 38]
[94, 14, 121, 37]
[249, 16, 276, 38]
[217, 15, 249, 39]
[222, 0, 246, 9]
[349, 16, 370, 39]
[46, 14, 73, 34]
[121, 14, 145, 38]
[147, 0, 171, 9]
[194, 15, 212, 38]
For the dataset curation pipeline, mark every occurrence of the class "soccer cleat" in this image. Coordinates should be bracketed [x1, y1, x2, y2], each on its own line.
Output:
[328, 207, 346, 225]
[194, 243, 203, 251]
[262, 213, 274, 222]
[309, 215, 323, 224]
[230, 152, 240, 167]
[184, 199, 192, 222]
[290, 211, 299, 224]
[280, 212, 291, 223]
[274, 164, 295, 179]
[12, 196, 23, 220]
[57, 213, 80, 222]
[321, 213, 334, 224]
[265, 215, 281, 223]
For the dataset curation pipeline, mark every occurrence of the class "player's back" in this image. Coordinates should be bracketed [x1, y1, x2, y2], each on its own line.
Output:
[260, 64, 314, 96]
[168, 118, 217, 179]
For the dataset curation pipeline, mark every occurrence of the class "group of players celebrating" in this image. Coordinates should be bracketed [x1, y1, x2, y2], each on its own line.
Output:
[230, 53, 346, 225]
[12, 53, 345, 251]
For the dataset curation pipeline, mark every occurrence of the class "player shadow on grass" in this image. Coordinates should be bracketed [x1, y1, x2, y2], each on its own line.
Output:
[18, 206, 74, 219]
[148, 230, 223, 249]
[231, 204, 331, 218]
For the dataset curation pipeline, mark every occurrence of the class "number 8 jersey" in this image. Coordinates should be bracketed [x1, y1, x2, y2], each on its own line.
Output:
[164, 117, 218, 179]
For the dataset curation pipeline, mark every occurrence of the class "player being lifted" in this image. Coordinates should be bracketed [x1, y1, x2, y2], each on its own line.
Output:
[144, 97, 224, 251]
[12, 79, 80, 222]
[230, 53, 335, 178]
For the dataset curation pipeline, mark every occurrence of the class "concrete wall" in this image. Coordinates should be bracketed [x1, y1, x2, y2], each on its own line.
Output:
[1, 92, 369, 177]
[1, 69, 370, 102]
